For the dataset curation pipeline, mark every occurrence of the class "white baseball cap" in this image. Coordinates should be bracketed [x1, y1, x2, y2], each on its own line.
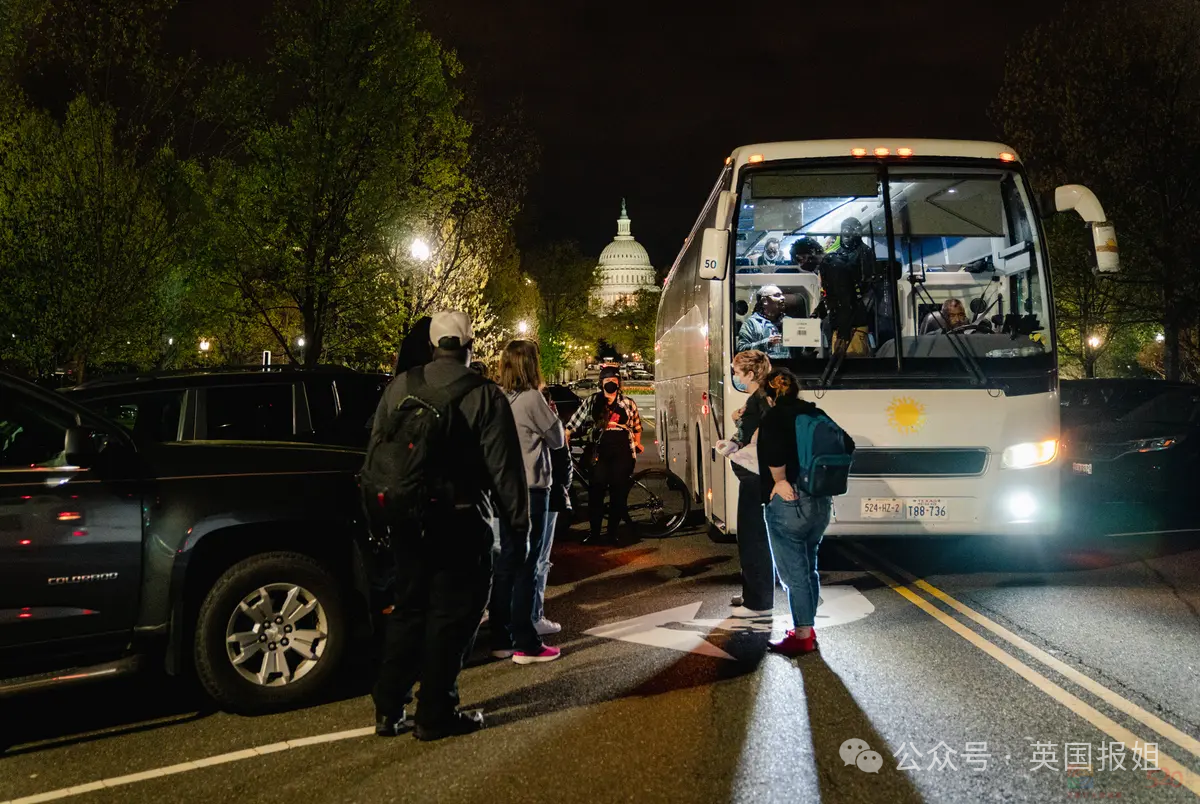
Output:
[429, 310, 474, 348]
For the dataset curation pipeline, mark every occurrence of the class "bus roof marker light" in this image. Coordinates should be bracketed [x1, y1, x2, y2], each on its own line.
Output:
[874, 147, 890, 157]
[999, 152, 1017, 162]
[896, 147, 913, 157]
[851, 147, 868, 157]
[748, 154, 764, 164]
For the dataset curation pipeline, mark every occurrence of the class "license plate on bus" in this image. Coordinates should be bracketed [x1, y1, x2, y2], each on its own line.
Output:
[861, 498, 905, 519]
[861, 498, 950, 520]
[1072, 462, 1093, 475]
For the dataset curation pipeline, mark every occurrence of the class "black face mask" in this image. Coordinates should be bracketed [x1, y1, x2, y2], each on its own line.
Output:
[603, 381, 619, 395]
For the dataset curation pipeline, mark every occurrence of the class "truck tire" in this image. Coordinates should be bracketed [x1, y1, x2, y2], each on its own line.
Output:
[194, 551, 348, 713]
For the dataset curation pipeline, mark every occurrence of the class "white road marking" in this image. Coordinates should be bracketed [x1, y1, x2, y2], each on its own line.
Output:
[0, 727, 374, 804]
[584, 586, 874, 660]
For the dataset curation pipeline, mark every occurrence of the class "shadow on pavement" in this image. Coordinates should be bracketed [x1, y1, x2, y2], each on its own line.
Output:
[799, 655, 926, 804]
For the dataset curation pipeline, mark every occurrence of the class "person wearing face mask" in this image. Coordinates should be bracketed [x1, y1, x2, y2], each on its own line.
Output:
[736, 285, 791, 360]
[757, 237, 787, 268]
[565, 366, 644, 545]
[714, 350, 776, 617]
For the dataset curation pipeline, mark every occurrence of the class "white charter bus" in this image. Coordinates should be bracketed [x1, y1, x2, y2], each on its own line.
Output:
[654, 140, 1119, 538]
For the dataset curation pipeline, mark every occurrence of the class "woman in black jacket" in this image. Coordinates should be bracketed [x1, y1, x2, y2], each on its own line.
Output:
[758, 368, 852, 657]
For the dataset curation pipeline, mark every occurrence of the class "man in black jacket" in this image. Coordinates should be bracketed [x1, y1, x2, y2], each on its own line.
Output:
[371, 310, 529, 741]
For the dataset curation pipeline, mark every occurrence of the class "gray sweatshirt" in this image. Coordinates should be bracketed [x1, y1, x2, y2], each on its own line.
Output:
[505, 389, 566, 489]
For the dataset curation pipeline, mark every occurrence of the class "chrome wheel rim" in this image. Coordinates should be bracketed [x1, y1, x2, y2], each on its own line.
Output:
[225, 583, 328, 687]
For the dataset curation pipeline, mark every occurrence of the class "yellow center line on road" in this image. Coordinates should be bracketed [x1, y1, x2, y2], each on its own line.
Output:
[847, 540, 1200, 763]
[836, 543, 1200, 798]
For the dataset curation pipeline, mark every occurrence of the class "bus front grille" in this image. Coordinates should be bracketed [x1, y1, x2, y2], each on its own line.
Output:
[849, 449, 989, 477]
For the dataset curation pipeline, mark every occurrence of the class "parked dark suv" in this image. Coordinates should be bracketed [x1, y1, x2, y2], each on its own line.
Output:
[64, 366, 388, 449]
[1, 371, 383, 713]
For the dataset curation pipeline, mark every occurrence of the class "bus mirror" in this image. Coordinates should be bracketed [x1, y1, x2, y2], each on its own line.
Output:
[699, 228, 729, 281]
[1091, 221, 1120, 274]
[714, 190, 736, 230]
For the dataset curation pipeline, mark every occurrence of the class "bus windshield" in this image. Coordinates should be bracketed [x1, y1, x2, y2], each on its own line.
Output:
[732, 164, 1052, 383]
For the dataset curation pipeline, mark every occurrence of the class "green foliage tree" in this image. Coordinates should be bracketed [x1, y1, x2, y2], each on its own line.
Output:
[996, 0, 1200, 380]
[208, 0, 470, 367]
[605, 289, 659, 363]
[521, 240, 599, 379]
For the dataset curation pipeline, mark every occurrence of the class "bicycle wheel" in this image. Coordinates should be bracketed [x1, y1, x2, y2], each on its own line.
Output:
[625, 469, 691, 538]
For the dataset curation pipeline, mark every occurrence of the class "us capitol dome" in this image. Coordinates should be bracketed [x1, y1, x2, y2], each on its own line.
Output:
[593, 199, 659, 311]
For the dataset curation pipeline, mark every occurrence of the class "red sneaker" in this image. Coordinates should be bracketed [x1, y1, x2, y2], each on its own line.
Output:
[767, 629, 818, 657]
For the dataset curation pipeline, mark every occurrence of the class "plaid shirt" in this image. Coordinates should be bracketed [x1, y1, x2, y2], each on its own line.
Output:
[566, 392, 642, 459]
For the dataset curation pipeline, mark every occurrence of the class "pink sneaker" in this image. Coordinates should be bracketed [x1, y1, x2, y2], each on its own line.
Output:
[512, 646, 562, 665]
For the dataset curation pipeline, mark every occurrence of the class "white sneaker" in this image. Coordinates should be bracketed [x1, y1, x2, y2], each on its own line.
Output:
[730, 606, 772, 619]
[534, 618, 562, 636]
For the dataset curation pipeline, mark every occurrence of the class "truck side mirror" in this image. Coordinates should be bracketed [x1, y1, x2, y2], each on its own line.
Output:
[698, 228, 730, 281]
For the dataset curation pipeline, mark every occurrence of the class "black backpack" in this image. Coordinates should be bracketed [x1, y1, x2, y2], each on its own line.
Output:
[359, 365, 484, 528]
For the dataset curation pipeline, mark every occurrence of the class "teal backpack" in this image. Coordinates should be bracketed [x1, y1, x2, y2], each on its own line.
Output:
[794, 413, 854, 497]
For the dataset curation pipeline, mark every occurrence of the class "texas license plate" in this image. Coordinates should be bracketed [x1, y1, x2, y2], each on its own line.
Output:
[1072, 462, 1093, 475]
[906, 499, 949, 520]
[861, 498, 905, 519]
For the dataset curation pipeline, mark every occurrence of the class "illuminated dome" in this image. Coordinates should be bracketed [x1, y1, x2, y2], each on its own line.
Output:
[593, 199, 659, 311]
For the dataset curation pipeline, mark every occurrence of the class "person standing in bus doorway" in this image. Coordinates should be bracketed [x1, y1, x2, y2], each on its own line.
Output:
[757, 368, 853, 657]
[565, 366, 644, 545]
[715, 350, 776, 618]
[737, 285, 791, 360]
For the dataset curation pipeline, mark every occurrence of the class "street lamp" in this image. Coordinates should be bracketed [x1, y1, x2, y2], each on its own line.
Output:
[297, 337, 306, 348]
[1156, 333, 1166, 343]
[1087, 335, 1102, 349]
[199, 338, 211, 353]
[517, 320, 529, 336]
[410, 238, 431, 262]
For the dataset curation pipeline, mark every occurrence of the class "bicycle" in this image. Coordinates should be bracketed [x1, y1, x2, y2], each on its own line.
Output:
[567, 438, 691, 538]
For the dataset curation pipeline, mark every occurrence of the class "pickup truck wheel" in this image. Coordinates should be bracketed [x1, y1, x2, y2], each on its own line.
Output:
[194, 552, 347, 713]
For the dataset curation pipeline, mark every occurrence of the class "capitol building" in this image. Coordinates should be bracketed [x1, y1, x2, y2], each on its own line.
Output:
[592, 199, 659, 311]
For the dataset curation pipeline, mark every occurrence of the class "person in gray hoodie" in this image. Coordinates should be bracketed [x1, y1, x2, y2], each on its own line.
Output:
[489, 339, 566, 664]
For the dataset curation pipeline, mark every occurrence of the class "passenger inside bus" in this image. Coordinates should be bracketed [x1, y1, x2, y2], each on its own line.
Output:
[757, 238, 788, 268]
[736, 285, 791, 359]
[790, 237, 824, 273]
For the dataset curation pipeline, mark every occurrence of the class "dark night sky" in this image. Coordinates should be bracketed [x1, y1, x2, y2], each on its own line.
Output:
[183, 0, 1067, 272]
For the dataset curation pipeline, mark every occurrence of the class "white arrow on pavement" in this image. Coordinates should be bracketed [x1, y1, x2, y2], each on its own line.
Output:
[584, 586, 875, 660]
[584, 601, 736, 660]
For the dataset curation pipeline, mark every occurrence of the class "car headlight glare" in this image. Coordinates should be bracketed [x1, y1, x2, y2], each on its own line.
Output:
[1002, 439, 1058, 469]
[1129, 436, 1180, 453]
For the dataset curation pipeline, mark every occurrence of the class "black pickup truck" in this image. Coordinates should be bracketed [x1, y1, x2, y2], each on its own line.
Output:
[0, 371, 381, 713]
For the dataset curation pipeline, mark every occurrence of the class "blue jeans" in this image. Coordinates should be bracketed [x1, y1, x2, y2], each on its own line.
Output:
[763, 491, 832, 629]
[491, 488, 550, 654]
[534, 511, 558, 622]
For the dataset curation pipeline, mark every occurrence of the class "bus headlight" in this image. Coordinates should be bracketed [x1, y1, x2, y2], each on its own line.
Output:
[1001, 439, 1058, 469]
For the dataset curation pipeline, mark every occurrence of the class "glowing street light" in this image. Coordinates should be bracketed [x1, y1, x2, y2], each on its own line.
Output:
[1156, 333, 1166, 343]
[1087, 335, 1102, 349]
[199, 339, 211, 353]
[410, 238, 431, 262]
[516, 320, 529, 335]
[297, 337, 307, 348]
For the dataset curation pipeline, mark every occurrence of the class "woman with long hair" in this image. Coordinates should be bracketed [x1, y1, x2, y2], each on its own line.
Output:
[758, 368, 854, 657]
[489, 339, 564, 664]
[564, 365, 643, 544]
[717, 350, 775, 618]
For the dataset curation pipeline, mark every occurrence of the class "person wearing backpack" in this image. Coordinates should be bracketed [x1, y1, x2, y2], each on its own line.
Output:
[488, 340, 565, 663]
[758, 368, 855, 657]
[364, 310, 528, 741]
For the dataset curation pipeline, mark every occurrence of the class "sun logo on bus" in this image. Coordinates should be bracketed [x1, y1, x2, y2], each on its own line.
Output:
[887, 396, 926, 434]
